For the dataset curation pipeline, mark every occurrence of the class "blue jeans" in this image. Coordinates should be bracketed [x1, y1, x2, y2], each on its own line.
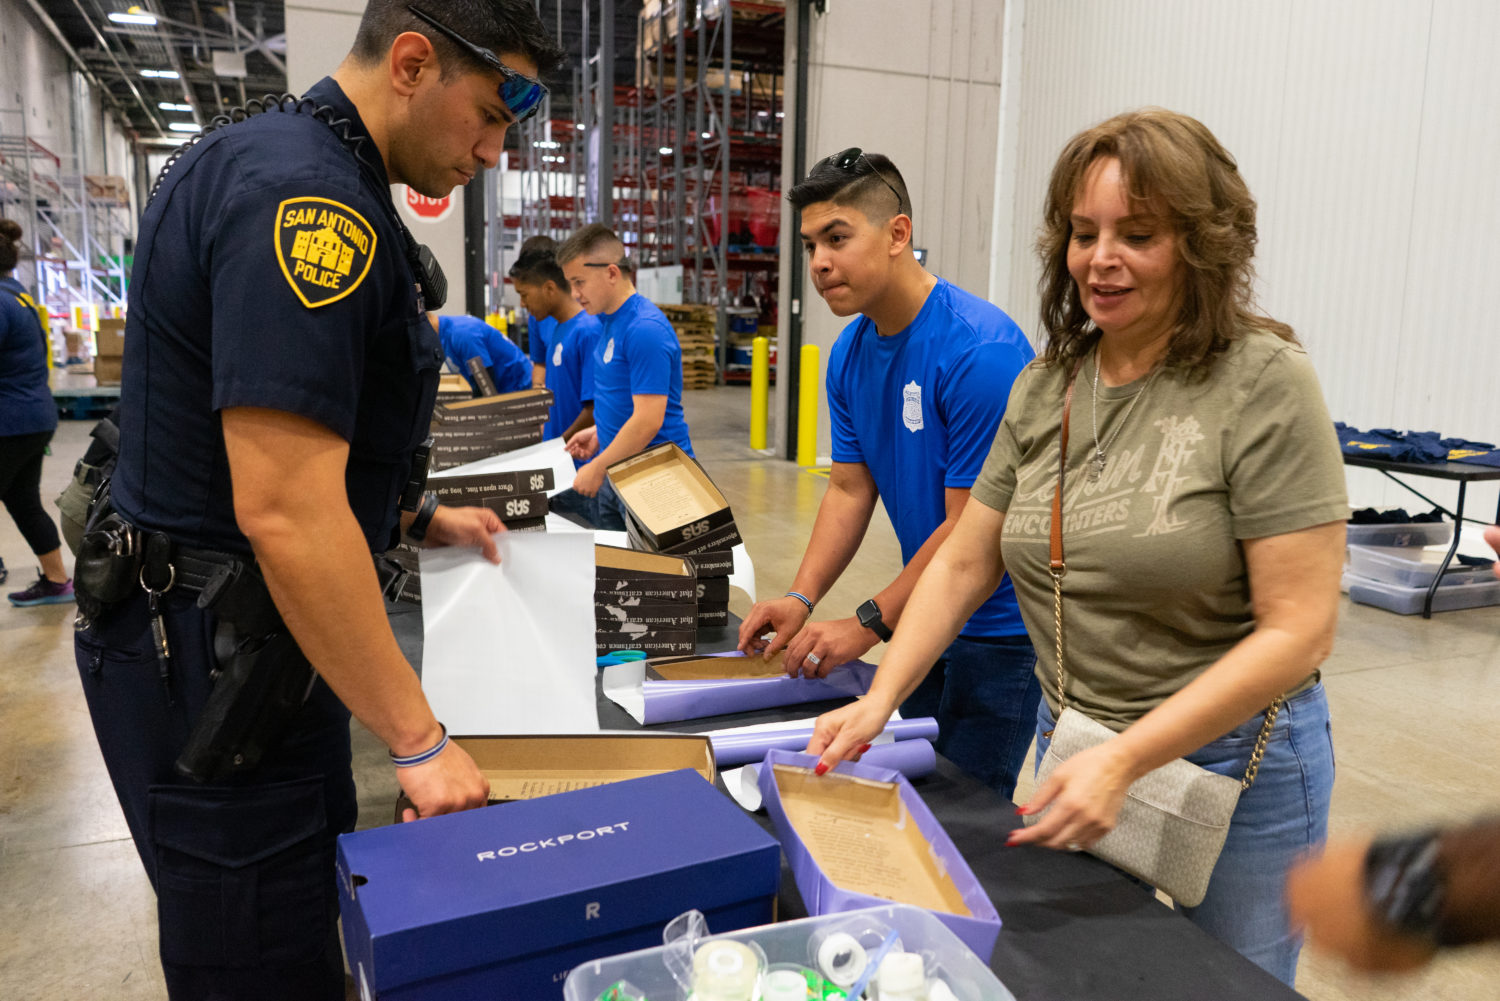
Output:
[549, 477, 627, 531]
[900, 633, 1040, 799]
[1035, 683, 1335, 987]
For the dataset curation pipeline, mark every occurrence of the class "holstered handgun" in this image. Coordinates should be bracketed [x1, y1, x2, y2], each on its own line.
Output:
[174, 560, 316, 783]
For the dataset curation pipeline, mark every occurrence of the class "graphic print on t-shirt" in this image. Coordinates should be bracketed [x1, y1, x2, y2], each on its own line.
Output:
[603, 338, 615, 364]
[902, 381, 924, 432]
[1138, 415, 1203, 537]
[553, 341, 564, 366]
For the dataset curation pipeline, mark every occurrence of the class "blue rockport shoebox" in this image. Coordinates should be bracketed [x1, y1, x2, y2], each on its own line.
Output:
[337, 769, 782, 1000]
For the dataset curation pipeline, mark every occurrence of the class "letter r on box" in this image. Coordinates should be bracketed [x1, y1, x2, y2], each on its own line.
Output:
[585, 902, 600, 920]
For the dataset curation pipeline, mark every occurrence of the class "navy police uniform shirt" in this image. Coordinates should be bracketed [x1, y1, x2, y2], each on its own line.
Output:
[112, 78, 440, 556]
[542, 309, 601, 445]
[0, 276, 57, 437]
[826, 278, 1032, 637]
[592, 293, 694, 456]
[437, 314, 531, 393]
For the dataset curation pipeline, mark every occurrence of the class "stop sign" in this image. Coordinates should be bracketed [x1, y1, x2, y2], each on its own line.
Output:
[402, 186, 454, 223]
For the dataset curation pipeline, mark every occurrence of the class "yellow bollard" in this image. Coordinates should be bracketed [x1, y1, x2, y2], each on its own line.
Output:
[749, 336, 770, 450]
[796, 343, 819, 466]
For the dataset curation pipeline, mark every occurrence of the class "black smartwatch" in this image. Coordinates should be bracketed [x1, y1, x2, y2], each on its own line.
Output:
[1364, 831, 1448, 945]
[856, 598, 892, 642]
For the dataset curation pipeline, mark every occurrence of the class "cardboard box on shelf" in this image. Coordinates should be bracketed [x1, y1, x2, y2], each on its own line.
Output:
[93, 356, 124, 385]
[759, 750, 1002, 962]
[338, 769, 781, 1001]
[95, 318, 126, 358]
[453, 733, 715, 801]
[606, 443, 735, 551]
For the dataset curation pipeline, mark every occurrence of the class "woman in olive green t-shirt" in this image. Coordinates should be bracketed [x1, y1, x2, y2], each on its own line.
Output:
[809, 109, 1346, 986]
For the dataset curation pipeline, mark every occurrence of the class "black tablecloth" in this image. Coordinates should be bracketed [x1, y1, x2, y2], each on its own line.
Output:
[389, 605, 1303, 1001]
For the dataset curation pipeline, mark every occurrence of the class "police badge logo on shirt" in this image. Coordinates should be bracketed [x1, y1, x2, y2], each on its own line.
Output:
[902, 380, 924, 432]
[274, 197, 377, 308]
[603, 338, 615, 364]
[553, 341, 564, 366]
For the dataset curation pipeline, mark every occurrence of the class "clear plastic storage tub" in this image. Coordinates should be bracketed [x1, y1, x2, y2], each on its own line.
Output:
[563, 904, 1016, 1001]
[1345, 573, 1500, 615]
[1345, 545, 1494, 589]
[1344, 521, 1451, 548]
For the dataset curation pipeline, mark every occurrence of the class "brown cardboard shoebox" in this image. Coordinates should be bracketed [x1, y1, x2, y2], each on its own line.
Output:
[595, 545, 698, 603]
[429, 422, 546, 447]
[596, 628, 697, 657]
[625, 511, 741, 567]
[696, 577, 730, 605]
[596, 599, 699, 630]
[457, 733, 715, 803]
[430, 407, 550, 433]
[434, 387, 554, 424]
[606, 443, 736, 551]
[428, 469, 556, 502]
[435, 373, 472, 403]
[429, 430, 545, 471]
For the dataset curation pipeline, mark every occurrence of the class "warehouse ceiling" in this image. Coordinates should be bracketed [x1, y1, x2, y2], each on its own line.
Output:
[33, 0, 637, 146]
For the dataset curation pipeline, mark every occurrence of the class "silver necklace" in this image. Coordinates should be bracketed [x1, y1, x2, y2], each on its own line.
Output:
[1089, 345, 1160, 483]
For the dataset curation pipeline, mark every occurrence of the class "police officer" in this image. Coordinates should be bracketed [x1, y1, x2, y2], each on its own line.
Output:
[73, 2, 563, 998]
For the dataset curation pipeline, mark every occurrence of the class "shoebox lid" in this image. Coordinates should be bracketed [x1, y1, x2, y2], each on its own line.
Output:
[434, 387, 554, 423]
[606, 443, 735, 550]
[338, 770, 780, 996]
[453, 734, 715, 800]
[758, 750, 1001, 962]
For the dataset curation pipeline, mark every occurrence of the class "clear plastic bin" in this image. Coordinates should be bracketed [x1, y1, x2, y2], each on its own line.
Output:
[1345, 572, 1500, 615]
[563, 904, 1016, 1001]
[1345, 545, 1494, 589]
[1344, 521, 1450, 548]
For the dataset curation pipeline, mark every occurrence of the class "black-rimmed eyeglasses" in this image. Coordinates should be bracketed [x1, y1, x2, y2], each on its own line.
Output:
[831, 147, 906, 214]
[406, 5, 547, 123]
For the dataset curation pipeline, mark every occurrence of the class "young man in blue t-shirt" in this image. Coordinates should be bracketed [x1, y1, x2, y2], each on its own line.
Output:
[552, 223, 693, 530]
[429, 312, 533, 394]
[507, 242, 601, 449]
[737, 148, 1040, 798]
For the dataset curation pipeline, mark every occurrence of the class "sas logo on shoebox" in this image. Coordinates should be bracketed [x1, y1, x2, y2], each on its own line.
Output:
[475, 820, 632, 862]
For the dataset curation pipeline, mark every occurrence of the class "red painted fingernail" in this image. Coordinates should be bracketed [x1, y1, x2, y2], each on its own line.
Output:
[1015, 806, 1029, 816]
[814, 762, 829, 776]
[857, 743, 872, 754]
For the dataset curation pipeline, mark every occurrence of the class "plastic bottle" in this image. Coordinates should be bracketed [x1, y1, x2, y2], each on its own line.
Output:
[688, 940, 760, 1001]
[873, 952, 926, 1001]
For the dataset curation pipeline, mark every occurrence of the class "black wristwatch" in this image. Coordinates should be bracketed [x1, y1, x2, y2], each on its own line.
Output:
[856, 598, 892, 642]
[407, 491, 439, 543]
[1364, 831, 1448, 945]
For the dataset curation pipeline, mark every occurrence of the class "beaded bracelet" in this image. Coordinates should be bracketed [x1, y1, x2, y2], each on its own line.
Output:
[390, 723, 449, 768]
[786, 590, 814, 614]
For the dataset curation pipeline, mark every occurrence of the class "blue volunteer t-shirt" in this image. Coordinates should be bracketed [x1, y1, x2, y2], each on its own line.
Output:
[592, 293, 694, 456]
[527, 313, 557, 366]
[827, 278, 1033, 637]
[438, 314, 532, 394]
[0, 276, 57, 437]
[542, 309, 601, 443]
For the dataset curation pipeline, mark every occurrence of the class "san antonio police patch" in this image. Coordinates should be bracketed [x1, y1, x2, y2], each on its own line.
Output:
[274, 197, 377, 308]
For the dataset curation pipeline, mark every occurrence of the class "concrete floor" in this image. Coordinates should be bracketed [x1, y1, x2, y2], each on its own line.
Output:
[3, 384, 1499, 1000]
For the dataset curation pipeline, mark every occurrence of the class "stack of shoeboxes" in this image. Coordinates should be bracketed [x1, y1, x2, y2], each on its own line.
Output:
[428, 388, 553, 471]
[659, 303, 717, 390]
[94, 318, 126, 385]
[1343, 518, 1500, 614]
[434, 373, 472, 404]
[595, 544, 699, 657]
[384, 467, 556, 607]
[607, 443, 740, 630]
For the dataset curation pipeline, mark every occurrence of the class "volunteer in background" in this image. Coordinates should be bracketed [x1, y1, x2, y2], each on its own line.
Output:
[429, 311, 532, 393]
[517, 233, 558, 386]
[0, 217, 73, 605]
[507, 240, 601, 451]
[808, 109, 1345, 986]
[735, 149, 1039, 799]
[552, 223, 693, 530]
[71, 2, 564, 998]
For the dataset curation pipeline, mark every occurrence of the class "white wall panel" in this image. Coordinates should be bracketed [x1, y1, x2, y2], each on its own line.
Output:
[993, 0, 1500, 523]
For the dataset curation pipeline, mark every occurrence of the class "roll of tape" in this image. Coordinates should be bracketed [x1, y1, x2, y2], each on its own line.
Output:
[816, 932, 868, 988]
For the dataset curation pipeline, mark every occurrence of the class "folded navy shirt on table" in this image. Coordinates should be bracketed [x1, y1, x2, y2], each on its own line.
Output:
[1334, 423, 1500, 468]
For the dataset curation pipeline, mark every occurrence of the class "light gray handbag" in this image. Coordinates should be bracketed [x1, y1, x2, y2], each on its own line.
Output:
[1024, 366, 1280, 908]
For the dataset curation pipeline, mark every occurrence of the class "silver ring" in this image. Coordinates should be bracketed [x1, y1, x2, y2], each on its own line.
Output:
[806, 653, 822, 666]
[1066, 841, 1082, 852]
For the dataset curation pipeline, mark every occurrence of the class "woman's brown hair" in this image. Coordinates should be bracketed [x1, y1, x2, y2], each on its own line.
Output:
[1037, 108, 1294, 376]
[0, 218, 21, 274]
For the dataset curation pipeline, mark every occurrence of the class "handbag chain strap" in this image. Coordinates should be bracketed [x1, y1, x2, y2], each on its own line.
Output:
[1048, 358, 1281, 790]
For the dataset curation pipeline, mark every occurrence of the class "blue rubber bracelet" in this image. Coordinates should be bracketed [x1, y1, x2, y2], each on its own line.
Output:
[786, 591, 814, 614]
[390, 724, 449, 767]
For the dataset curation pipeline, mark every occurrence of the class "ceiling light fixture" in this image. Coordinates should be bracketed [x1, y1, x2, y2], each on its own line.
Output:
[141, 69, 180, 79]
[168, 122, 201, 132]
[158, 101, 193, 111]
[108, 10, 158, 25]
[659, 146, 673, 155]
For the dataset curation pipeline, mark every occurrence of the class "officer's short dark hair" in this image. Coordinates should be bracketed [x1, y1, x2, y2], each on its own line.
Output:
[351, 0, 565, 80]
[508, 237, 565, 288]
[557, 223, 627, 269]
[787, 150, 912, 225]
[0, 218, 21, 273]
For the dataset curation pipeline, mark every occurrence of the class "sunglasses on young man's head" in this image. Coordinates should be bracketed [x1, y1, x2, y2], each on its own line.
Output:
[406, 5, 547, 123]
[830, 146, 906, 214]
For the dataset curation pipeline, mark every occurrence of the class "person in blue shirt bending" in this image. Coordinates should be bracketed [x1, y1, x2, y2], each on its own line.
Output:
[507, 241, 600, 450]
[516, 234, 558, 386]
[429, 311, 532, 394]
[553, 223, 693, 530]
[737, 148, 1040, 798]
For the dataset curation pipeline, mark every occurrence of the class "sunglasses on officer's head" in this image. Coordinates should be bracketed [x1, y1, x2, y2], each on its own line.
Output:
[406, 5, 547, 123]
[830, 147, 905, 213]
